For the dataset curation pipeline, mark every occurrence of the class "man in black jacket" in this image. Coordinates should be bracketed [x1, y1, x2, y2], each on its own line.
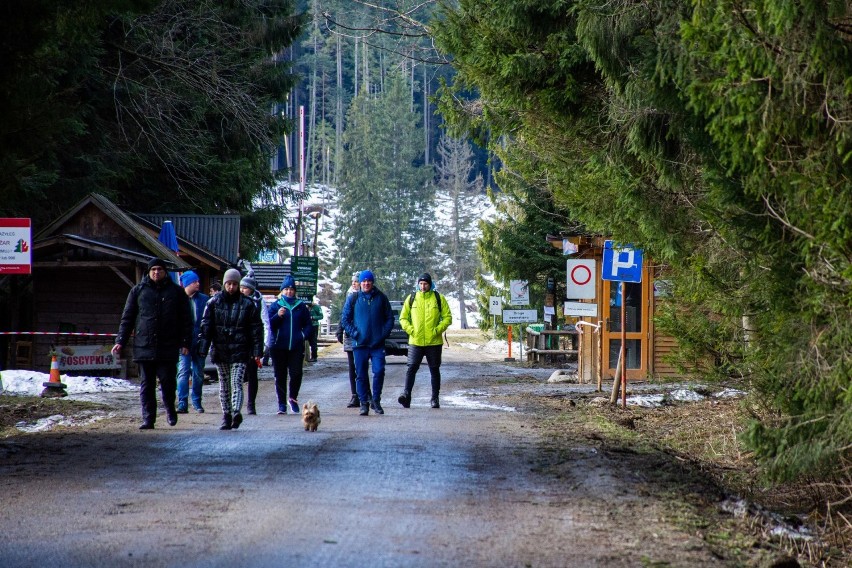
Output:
[112, 258, 193, 429]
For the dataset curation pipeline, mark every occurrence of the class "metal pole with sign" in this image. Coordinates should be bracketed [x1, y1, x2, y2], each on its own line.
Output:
[600, 241, 644, 408]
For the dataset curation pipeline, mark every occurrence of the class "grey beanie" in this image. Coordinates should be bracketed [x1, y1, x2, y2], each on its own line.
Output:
[223, 268, 242, 284]
[240, 276, 257, 291]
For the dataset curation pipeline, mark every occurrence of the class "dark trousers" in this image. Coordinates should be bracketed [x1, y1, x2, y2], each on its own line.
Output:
[271, 347, 304, 407]
[139, 360, 178, 425]
[346, 349, 358, 396]
[309, 325, 320, 358]
[404, 345, 443, 397]
[245, 358, 259, 409]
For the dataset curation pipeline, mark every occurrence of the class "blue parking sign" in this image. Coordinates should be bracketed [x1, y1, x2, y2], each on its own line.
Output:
[601, 240, 643, 282]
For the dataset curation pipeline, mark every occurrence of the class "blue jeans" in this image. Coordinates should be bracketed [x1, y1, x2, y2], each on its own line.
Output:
[353, 347, 386, 403]
[177, 352, 205, 410]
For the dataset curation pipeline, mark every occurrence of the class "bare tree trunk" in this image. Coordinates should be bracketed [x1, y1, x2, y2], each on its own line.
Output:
[335, 35, 342, 185]
[423, 63, 429, 165]
[354, 36, 359, 95]
[306, 19, 318, 187]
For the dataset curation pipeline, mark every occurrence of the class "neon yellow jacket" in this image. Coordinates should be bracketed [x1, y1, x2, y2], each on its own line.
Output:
[399, 290, 452, 346]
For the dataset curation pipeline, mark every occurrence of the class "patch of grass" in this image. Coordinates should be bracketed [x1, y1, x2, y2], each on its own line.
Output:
[0, 395, 103, 437]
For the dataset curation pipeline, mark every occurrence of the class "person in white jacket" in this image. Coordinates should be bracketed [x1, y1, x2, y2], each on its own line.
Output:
[240, 276, 271, 415]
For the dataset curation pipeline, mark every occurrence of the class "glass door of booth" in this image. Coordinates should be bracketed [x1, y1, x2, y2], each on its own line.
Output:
[602, 274, 649, 380]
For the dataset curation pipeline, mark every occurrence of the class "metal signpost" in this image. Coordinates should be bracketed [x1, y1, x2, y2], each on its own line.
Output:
[601, 241, 643, 408]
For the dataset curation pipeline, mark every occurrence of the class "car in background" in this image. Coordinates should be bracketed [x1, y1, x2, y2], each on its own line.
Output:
[385, 300, 409, 356]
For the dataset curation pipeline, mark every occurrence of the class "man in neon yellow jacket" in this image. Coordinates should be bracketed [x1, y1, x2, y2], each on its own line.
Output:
[397, 273, 453, 409]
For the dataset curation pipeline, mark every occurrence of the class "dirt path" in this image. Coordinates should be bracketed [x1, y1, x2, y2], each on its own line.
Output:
[0, 346, 740, 566]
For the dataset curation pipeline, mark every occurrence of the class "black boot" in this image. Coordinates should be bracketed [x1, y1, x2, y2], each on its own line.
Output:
[359, 401, 370, 416]
[232, 412, 243, 429]
[371, 397, 384, 415]
[430, 396, 440, 409]
[246, 404, 256, 415]
[220, 413, 233, 430]
[398, 391, 411, 408]
[347, 394, 360, 408]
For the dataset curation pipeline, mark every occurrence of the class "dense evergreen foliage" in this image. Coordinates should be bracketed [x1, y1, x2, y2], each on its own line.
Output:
[433, 0, 852, 481]
[0, 0, 303, 256]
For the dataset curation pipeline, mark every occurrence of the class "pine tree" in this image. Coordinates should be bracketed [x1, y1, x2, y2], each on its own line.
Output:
[434, 134, 485, 328]
[336, 73, 434, 299]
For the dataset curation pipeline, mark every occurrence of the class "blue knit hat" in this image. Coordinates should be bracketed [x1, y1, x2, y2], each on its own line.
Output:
[359, 270, 374, 283]
[281, 275, 296, 290]
[179, 271, 199, 287]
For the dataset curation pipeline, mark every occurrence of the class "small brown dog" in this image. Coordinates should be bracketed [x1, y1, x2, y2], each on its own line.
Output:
[301, 401, 321, 432]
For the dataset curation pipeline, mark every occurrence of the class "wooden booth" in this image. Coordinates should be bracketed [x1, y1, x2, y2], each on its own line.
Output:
[17, 193, 237, 375]
[547, 234, 681, 385]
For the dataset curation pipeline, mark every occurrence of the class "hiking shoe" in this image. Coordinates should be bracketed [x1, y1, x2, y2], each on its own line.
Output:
[176, 406, 189, 414]
[347, 395, 360, 408]
[371, 400, 384, 414]
[139, 422, 154, 430]
[398, 391, 411, 409]
[194, 406, 205, 414]
[359, 402, 370, 416]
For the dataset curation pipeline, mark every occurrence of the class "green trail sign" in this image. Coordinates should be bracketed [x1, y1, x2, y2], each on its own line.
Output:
[291, 255, 319, 299]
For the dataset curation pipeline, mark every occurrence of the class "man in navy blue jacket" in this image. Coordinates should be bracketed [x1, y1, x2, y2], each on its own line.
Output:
[340, 270, 393, 415]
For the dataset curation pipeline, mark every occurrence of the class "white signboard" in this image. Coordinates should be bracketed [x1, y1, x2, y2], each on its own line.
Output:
[502, 309, 538, 323]
[0, 218, 31, 275]
[57, 345, 121, 370]
[566, 259, 596, 299]
[509, 280, 529, 306]
[564, 302, 598, 317]
[488, 296, 502, 316]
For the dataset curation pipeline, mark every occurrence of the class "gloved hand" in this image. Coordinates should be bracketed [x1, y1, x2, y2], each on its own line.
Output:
[336, 328, 344, 343]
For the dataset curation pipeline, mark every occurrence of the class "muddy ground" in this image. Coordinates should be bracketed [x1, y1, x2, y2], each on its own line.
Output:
[0, 338, 847, 567]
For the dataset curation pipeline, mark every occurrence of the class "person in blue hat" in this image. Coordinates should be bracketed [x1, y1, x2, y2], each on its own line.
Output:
[340, 270, 394, 416]
[268, 275, 313, 414]
[176, 270, 209, 413]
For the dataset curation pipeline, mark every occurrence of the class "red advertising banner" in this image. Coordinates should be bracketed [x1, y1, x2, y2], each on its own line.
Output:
[0, 218, 32, 274]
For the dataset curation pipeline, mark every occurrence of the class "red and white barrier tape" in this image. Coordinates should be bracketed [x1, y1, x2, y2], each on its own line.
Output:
[0, 331, 117, 337]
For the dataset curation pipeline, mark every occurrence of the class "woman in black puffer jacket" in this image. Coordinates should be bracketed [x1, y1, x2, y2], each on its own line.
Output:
[198, 268, 263, 430]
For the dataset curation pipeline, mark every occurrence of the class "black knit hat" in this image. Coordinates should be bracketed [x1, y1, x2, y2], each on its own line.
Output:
[417, 273, 433, 286]
[147, 258, 167, 271]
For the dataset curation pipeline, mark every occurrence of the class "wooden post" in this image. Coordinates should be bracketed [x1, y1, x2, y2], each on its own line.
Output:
[620, 281, 627, 408]
[609, 348, 623, 405]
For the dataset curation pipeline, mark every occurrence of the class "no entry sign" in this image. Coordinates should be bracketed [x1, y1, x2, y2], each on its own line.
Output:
[566, 259, 596, 299]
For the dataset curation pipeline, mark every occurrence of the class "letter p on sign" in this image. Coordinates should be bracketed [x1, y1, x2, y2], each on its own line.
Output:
[601, 240, 643, 283]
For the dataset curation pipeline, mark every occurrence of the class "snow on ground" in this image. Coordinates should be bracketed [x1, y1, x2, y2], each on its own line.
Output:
[0, 370, 136, 433]
[0, 369, 136, 397]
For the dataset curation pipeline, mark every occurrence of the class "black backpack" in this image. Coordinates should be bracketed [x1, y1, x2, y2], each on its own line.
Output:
[404, 290, 443, 313]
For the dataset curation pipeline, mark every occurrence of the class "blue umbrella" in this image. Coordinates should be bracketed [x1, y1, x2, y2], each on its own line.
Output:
[157, 221, 179, 282]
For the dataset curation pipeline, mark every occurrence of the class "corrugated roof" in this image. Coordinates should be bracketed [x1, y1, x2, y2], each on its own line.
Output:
[251, 263, 291, 292]
[136, 213, 240, 264]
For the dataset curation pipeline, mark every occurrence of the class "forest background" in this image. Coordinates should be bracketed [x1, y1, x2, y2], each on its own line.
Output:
[0, 0, 850, 509]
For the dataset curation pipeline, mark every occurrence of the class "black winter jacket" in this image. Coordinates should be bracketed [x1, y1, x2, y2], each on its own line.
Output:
[198, 290, 263, 364]
[116, 275, 192, 362]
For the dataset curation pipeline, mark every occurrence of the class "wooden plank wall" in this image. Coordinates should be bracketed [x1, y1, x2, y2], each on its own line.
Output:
[31, 266, 135, 374]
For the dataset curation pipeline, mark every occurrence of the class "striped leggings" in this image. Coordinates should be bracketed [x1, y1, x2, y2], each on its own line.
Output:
[216, 362, 247, 416]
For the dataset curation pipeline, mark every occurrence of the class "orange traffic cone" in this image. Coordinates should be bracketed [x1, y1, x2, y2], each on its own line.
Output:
[41, 354, 68, 398]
